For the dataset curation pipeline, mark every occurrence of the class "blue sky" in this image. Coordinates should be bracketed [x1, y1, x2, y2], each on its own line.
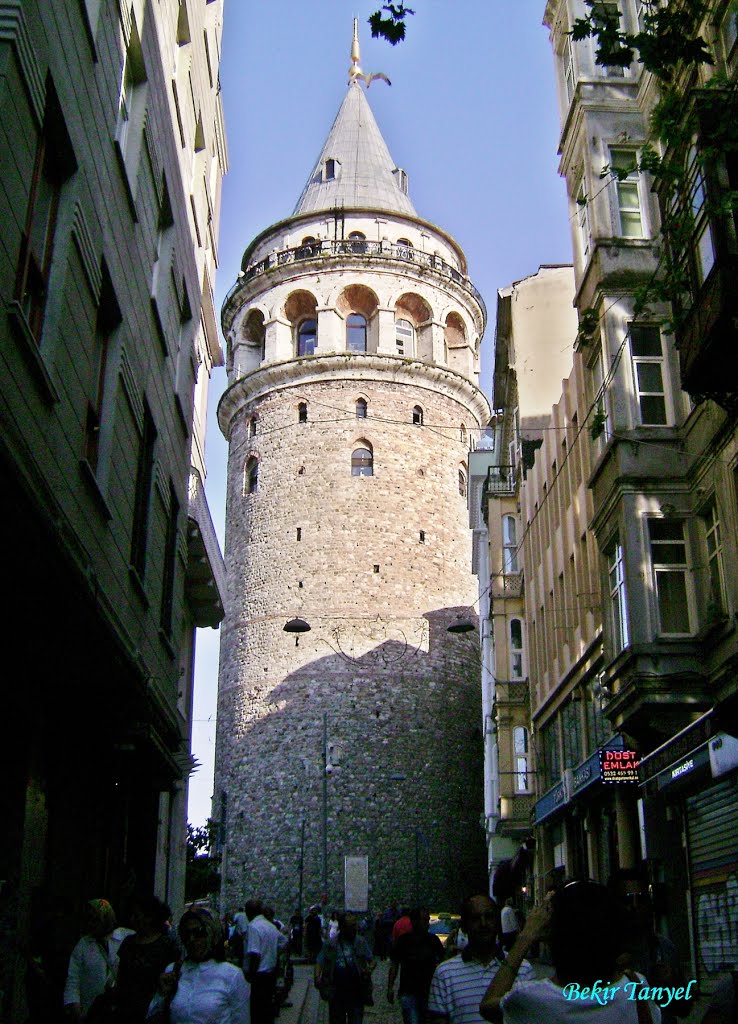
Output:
[188, 0, 574, 827]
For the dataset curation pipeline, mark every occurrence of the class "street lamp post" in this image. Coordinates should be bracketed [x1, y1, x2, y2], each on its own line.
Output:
[322, 711, 329, 904]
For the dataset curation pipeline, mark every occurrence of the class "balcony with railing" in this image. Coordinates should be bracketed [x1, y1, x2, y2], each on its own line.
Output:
[223, 239, 487, 321]
[186, 469, 226, 628]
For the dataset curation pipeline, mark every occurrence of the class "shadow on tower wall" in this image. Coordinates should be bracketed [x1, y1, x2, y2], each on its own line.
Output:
[216, 606, 488, 917]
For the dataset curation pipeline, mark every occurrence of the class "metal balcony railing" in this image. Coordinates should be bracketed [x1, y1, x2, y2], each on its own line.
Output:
[224, 239, 487, 320]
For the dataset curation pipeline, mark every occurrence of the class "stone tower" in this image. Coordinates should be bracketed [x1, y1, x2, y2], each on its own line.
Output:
[215, 26, 490, 915]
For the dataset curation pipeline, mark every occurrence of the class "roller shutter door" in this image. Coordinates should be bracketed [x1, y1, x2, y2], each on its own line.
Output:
[687, 776, 738, 993]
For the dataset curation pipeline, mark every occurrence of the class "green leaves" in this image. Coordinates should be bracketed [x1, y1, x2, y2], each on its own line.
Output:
[577, 307, 600, 347]
[571, 0, 714, 82]
[368, 4, 415, 45]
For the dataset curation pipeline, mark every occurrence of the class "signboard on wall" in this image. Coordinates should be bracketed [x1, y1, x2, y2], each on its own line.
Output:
[600, 748, 639, 783]
[344, 856, 369, 911]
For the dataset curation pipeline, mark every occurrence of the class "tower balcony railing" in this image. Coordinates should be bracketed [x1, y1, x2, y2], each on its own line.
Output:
[226, 239, 487, 320]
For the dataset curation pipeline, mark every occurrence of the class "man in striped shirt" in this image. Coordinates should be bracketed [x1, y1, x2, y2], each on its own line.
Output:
[428, 895, 533, 1024]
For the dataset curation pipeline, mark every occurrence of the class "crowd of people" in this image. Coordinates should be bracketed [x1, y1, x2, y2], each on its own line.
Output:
[43, 882, 736, 1024]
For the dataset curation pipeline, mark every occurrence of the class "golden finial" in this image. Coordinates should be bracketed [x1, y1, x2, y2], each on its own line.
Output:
[349, 17, 362, 84]
[348, 18, 392, 89]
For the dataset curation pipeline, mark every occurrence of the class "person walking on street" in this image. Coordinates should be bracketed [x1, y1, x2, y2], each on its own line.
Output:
[63, 898, 133, 1021]
[428, 895, 533, 1024]
[305, 906, 323, 964]
[147, 906, 249, 1024]
[115, 896, 179, 1022]
[315, 912, 374, 1024]
[244, 899, 286, 1024]
[498, 901, 518, 954]
[479, 882, 663, 1023]
[388, 908, 444, 1024]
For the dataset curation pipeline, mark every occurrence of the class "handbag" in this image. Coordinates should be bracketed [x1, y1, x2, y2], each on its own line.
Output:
[148, 960, 183, 1024]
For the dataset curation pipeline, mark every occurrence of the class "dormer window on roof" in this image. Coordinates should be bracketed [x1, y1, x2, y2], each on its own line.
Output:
[393, 168, 408, 194]
[324, 158, 340, 182]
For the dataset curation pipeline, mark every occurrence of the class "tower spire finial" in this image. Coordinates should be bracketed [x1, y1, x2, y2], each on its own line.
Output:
[347, 17, 392, 90]
[348, 16, 362, 85]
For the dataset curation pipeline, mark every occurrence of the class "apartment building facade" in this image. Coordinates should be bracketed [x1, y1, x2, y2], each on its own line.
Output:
[0, 1, 226, 1018]
[542, 0, 738, 992]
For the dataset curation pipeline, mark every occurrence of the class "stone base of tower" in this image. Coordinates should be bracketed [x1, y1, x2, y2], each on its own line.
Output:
[215, 609, 487, 917]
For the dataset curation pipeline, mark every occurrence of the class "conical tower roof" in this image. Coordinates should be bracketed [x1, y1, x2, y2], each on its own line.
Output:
[292, 82, 417, 218]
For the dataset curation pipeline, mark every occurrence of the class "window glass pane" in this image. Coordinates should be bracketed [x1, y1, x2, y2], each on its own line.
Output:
[630, 325, 661, 356]
[636, 362, 664, 393]
[639, 395, 667, 424]
[347, 313, 367, 352]
[514, 727, 528, 754]
[298, 319, 317, 356]
[656, 571, 690, 632]
[652, 541, 686, 565]
[351, 447, 373, 476]
[510, 619, 523, 649]
[696, 222, 715, 283]
[620, 211, 644, 237]
[649, 520, 684, 542]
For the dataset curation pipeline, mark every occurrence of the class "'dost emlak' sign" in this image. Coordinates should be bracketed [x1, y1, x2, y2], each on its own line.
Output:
[599, 748, 639, 783]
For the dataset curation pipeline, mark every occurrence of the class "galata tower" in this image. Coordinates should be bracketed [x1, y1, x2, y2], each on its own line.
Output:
[215, 24, 490, 915]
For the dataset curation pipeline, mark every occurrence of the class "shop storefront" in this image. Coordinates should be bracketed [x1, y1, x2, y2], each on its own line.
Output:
[639, 714, 738, 996]
[533, 735, 639, 890]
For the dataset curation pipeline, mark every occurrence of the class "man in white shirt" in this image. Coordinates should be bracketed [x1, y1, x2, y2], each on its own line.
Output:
[244, 899, 287, 1024]
[429, 895, 532, 1024]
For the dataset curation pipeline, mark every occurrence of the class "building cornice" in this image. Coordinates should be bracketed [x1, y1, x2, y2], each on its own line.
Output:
[217, 353, 492, 438]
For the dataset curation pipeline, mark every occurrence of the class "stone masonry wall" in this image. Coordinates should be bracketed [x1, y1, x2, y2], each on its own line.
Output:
[215, 368, 488, 917]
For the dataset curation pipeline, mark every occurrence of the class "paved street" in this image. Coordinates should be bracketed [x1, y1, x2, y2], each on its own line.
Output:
[282, 956, 709, 1024]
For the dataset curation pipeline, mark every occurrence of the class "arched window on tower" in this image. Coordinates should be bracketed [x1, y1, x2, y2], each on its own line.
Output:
[347, 313, 367, 352]
[297, 318, 317, 356]
[351, 445, 373, 477]
[458, 468, 467, 497]
[460, 423, 467, 445]
[510, 618, 525, 679]
[503, 514, 519, 573]
[513, 726, 530, 792]
[245, 457, 259, 495]
[395, 318, 414, 356]
[298, 402, 308, 423]
[356, 398, 368, 419]
[412, 405, 423, 426]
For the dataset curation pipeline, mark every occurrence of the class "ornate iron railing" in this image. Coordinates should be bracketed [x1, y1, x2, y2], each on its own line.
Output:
[225, 240, 487, 320]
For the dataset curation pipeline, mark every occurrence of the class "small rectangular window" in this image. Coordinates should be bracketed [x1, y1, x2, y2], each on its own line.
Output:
[648, 519, 692, 635]
[16, 83, 75, 343]
[131, 402, 157, 576]
[116, 21, 148, 192]
[563, 29, 576, 103]
[610, 148, 645, 238]
[592, 2, 626, 76]
[607, 540, 629, 652]
[703, 503, 726, 619]
[160, 483, 180, 635]
[630, 324, 667, 425]
[721, 1, 738, 64]
[84, 264, 121, 472]
[576, 179, 590, 262]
